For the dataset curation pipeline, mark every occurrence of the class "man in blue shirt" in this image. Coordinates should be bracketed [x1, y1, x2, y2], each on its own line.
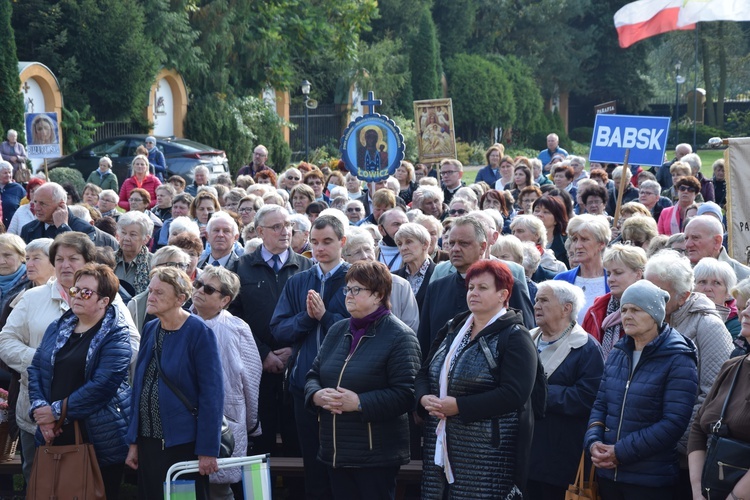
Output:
[538, 133, 568, 173]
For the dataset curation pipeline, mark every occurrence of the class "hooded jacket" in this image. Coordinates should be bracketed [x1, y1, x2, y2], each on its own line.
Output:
[584, 324, 698, 487]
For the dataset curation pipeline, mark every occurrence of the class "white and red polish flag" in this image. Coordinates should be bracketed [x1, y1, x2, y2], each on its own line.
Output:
[614, 0, 695, 49]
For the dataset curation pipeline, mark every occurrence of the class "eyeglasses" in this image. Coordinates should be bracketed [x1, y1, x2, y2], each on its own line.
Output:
[678, 185, 698, 193]
[129, 198, 144, 203]
[286, 176, 300, 181]
[347, 207, 362, 213]
[440, 170, 458, 176]
[640, 191, 658, 196]
[156, 261, 188, 271]
[449, 209, 467, 216]
[260, 221, 294, 232]
[69, 287, 100, 300]
[194, 280, 223, 296]
[238, 207, 256, 213]
[342, 286, 371, 296]
[307, 180, 323, 185]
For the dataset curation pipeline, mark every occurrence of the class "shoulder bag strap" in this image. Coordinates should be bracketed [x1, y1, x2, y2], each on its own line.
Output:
[712, 354, 749, 434]
[153, 332, 198, 417]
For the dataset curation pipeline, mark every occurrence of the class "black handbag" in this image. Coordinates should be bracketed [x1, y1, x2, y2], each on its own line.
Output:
[701, 354, 750, 499]
[154, 345, 235, 458]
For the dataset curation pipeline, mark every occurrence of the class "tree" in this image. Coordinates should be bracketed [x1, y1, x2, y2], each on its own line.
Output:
[140, 0, 207, 78]
[445, 54, 515, 141]
[485, 54, 543, 132]
[410, 7, 441, 102]
[432, 0, 476, 60]
[0, 0, 25, 138]
[347, 38, 411, 118]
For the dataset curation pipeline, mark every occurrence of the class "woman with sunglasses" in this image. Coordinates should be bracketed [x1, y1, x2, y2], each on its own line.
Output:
[658, 176, 702, 236]
[0, 232, 140, 484]
[127, 246, 192, 333]
[27, 264, 132, 500]
[126, 266, 224, 500]
[191, 266, 262, 498]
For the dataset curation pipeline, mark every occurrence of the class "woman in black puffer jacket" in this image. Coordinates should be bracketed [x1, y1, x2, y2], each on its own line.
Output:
[305, 261, 421, 500]
[416, 259, 538, 500]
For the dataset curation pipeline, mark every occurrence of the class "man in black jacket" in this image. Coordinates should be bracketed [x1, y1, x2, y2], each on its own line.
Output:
[228, 205, 312, 457]
[417, 216, 534, 358]
[20, 182, 97, 244]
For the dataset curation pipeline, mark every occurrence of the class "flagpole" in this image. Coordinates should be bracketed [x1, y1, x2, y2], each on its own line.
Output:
[693, 24, 699, 150]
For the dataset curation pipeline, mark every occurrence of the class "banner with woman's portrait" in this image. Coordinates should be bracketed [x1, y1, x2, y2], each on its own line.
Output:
[25, 112, 61, 158]
[413, 99, 456, 164]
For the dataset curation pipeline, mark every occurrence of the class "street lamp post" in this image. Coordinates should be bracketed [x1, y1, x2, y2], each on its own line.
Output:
[675, 62, 685, 145]
[301, 80, 311, 162]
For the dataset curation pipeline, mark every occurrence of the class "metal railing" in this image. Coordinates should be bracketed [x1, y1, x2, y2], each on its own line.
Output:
[289, 103, 343, 159]
[93, 121, 147, 142]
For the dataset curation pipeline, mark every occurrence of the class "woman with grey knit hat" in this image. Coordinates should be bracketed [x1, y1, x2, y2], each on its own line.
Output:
[583, 280, 699, 499]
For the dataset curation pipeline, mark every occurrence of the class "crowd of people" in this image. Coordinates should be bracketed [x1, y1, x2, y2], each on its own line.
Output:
[0, 130, 747, 500]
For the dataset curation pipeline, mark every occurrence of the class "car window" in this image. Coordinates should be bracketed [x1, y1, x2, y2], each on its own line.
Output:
[171, 139, 215, 152]
[161, 143, 183, 154]
[87, 139, 129, 158]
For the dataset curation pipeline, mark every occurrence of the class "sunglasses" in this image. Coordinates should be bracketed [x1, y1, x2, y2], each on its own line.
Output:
[449, 209, 467, 216]
[287, 176, 300, 181]
[347, 207, 362, 213]
[69, 287, 101, 300]
[194, 280, 223, 296]
[678, 185, 698, 193]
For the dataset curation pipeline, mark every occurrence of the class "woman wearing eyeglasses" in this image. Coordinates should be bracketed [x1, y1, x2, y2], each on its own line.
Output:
[27, 264, 132, 500]
[191, 266, 262, 498]
[0, 232, 140, 484]
[658, 176, 702, 236]
[306, 261, 421, 500]
[126, 266, 224, 500]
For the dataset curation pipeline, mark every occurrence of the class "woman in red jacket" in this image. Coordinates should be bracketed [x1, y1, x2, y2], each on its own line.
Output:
[119, 155, 161, 210]
[581, 244, 647, 360]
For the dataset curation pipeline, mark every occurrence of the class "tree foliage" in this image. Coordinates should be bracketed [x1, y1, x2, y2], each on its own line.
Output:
[0, 0, 24, 139]
[445, 54, 515, 141]
[485, 54, 543, 131]
[185, 94, 291, 174]
[13, 0, 159, 121]
[432, 0, 476, 61]
[141, 0, 207, 77]
[410, 7, 441, 102]
[347, 38, 411, 118]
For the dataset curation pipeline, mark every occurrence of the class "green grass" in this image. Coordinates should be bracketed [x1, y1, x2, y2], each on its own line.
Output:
[459, 148, 723, 185]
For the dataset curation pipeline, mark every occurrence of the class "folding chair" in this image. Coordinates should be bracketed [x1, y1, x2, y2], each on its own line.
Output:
[164, 454, 272, 500]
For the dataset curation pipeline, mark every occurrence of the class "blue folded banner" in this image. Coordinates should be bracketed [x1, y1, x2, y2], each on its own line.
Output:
[589, 114, 671, 167]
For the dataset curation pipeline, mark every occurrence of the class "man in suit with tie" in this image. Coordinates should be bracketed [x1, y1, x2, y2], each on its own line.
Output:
[228, 205, 312, 457]
[20, 182, 96, 244]
[196, 211, 241, 269]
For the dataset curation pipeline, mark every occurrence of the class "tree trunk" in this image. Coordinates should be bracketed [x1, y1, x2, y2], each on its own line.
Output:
[701, 32, 716, 127]
[717, 23, 727, 130]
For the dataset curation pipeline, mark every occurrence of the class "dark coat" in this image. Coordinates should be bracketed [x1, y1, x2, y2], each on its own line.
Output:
[197, 249, 241, 270]
[20, 209, 96, 244]
[228, 247, 313, 361]
[127, 315, 224, 457]
[304, 314, 420, 468]
[528, 334, 604, 488]
[605, 185, 639, 216]
[270, 263, 350, 395]
[27, 306, 132, 467]
[0, 182, 25, 228]
[583, 324, 698, 488]
[393, 260, 436, 312]
[417, 272, 534, 360]
[416, 310, 537, 499]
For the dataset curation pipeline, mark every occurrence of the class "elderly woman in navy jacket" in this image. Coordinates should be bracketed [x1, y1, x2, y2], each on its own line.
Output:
[125, 267, 224, 500]
[28, 264, 132, 500]
[527, 280, 604, 499]
[584, 280, 698, 499]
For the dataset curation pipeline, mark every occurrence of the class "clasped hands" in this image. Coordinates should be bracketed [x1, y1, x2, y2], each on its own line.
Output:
[33, 405, 61, 445]
[420, 395, 459, 420]
[590, 441, 618, 469]
[313, 387, 359, 414]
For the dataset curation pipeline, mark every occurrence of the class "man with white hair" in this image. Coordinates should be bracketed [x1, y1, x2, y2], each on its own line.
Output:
[186, 165, 210, 196]
[237, 145, 270, 177]
[20, 182, 95, 244]
[197, 211, 241, 269]
[684, 215, 750, 280]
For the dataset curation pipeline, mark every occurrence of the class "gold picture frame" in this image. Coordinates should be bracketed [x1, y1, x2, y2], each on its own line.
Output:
[413, 98, 456, 164]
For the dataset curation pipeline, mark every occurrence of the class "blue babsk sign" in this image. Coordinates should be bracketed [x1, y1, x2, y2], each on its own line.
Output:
[589, 114, 671, 167]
